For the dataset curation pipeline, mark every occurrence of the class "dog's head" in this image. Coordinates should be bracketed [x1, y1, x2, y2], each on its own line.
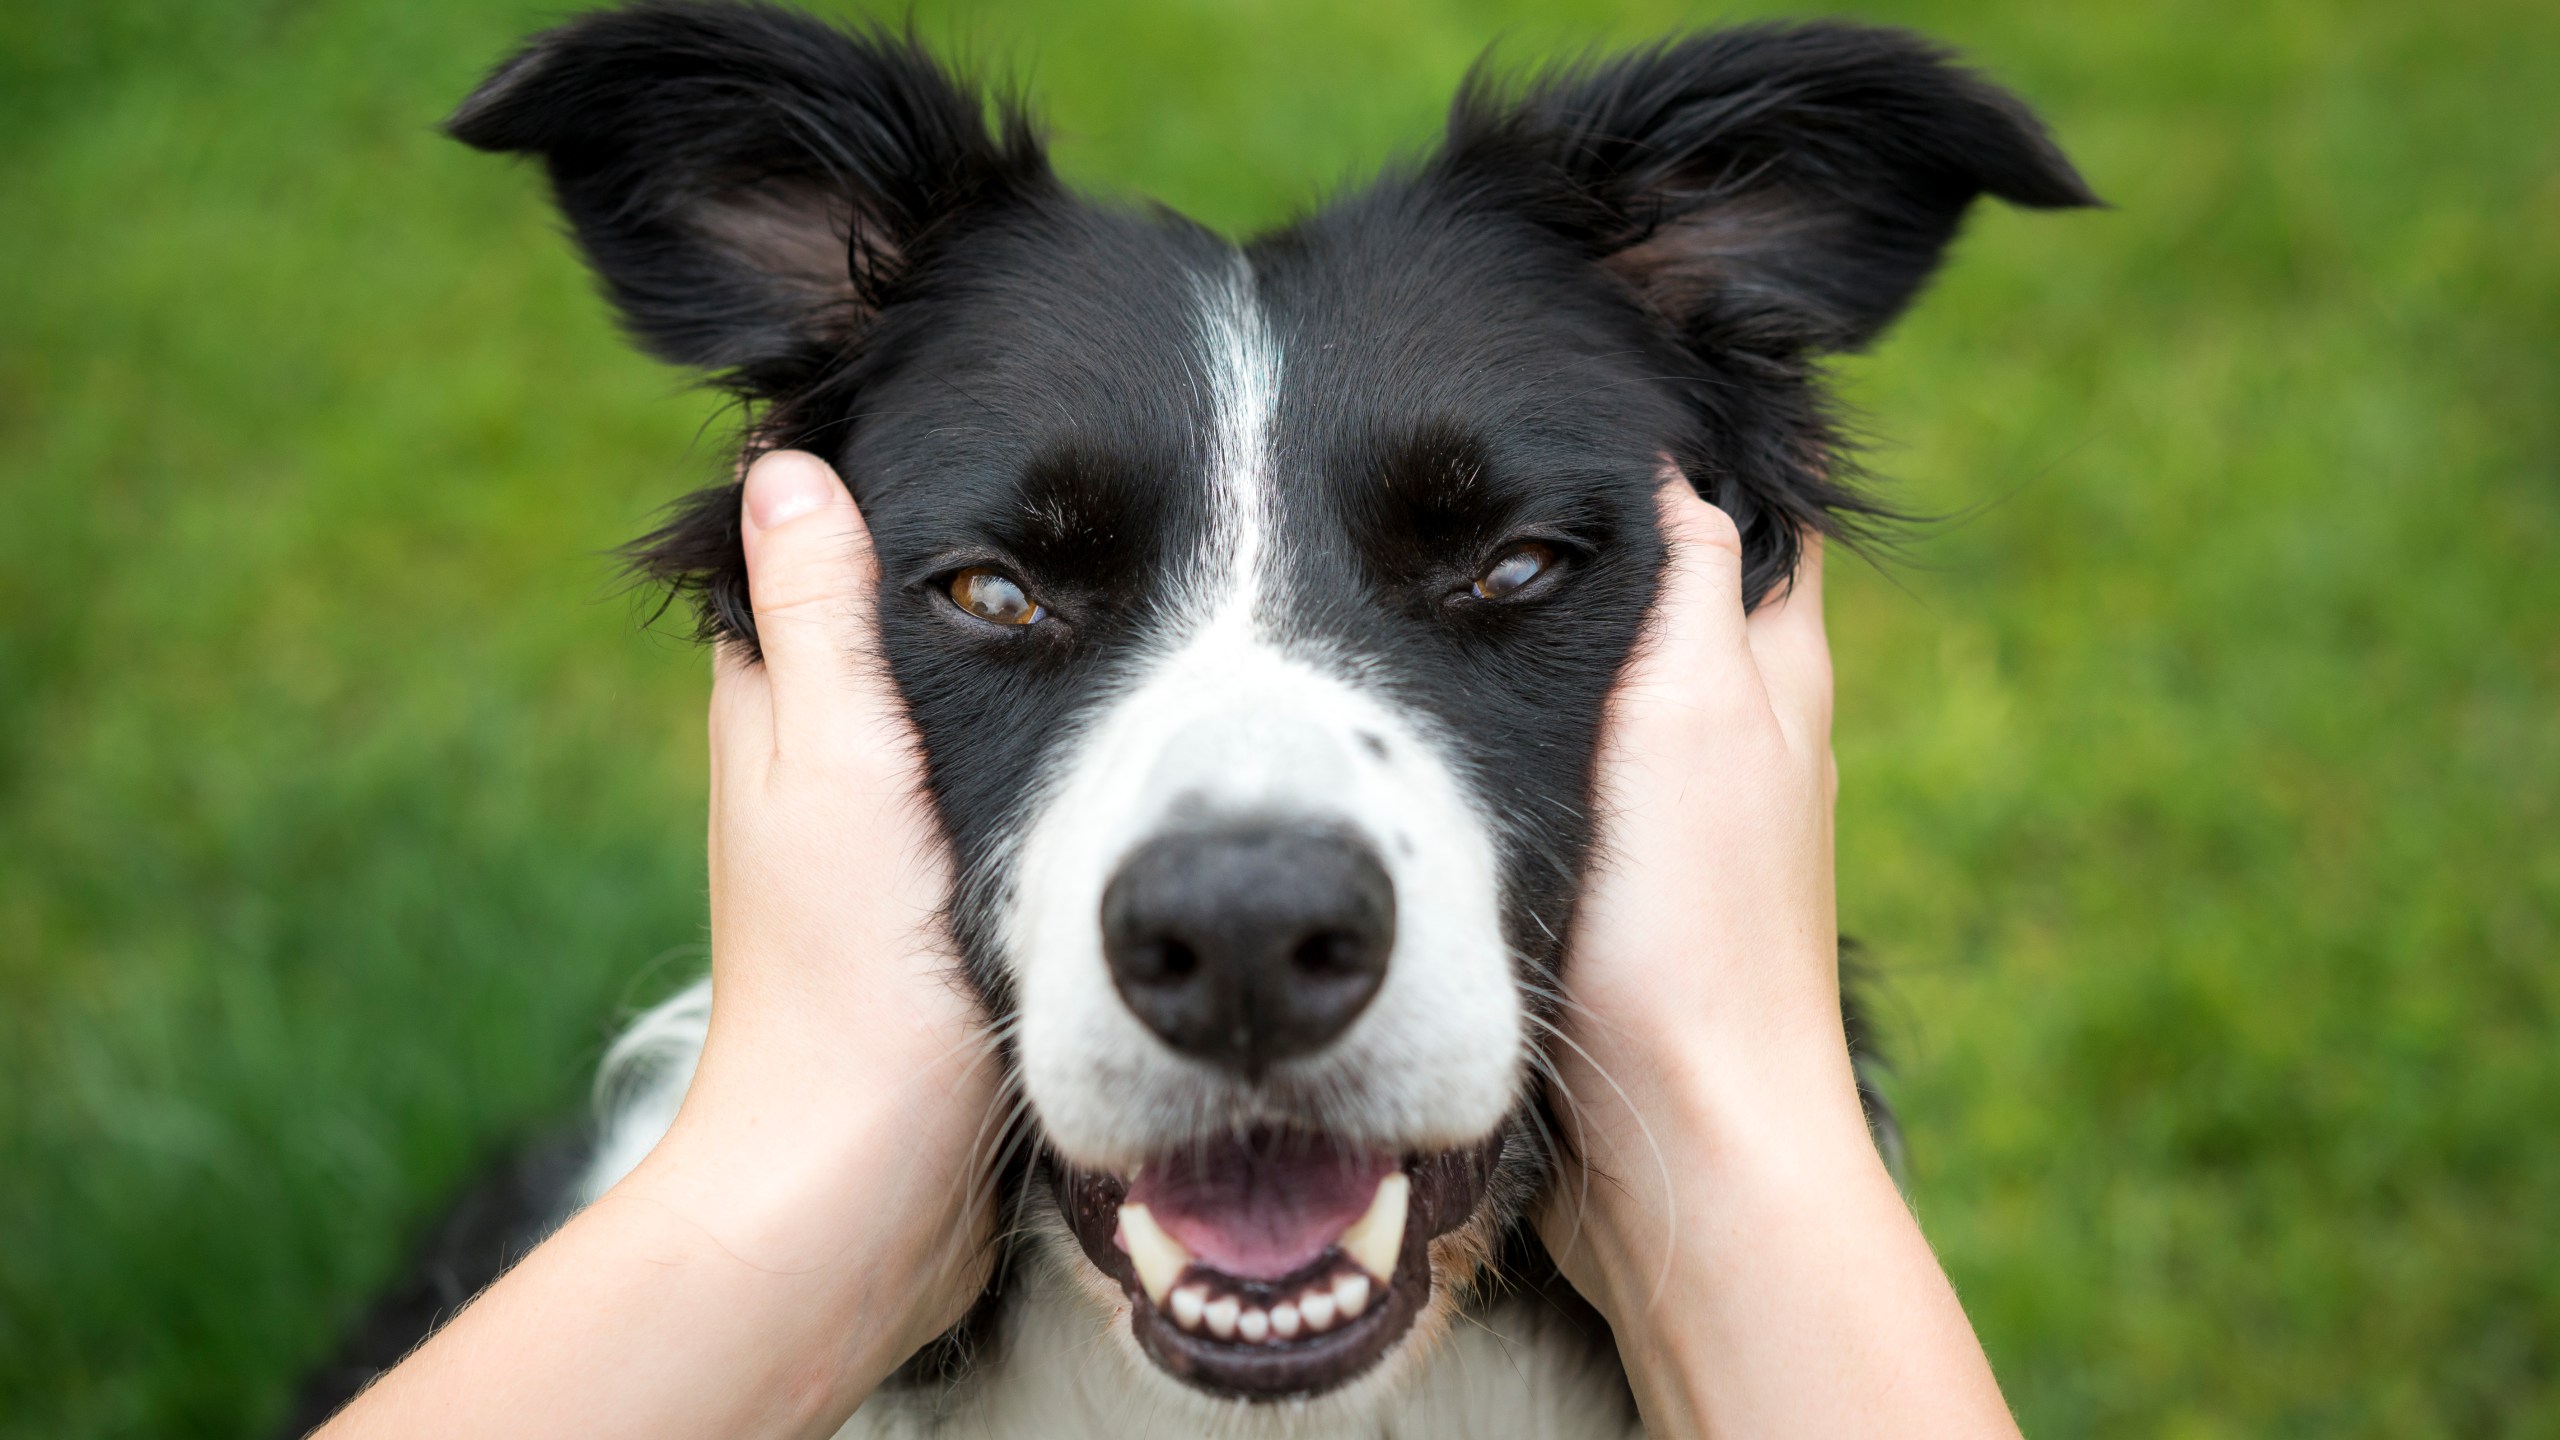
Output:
[453, 1, 2090, 1406]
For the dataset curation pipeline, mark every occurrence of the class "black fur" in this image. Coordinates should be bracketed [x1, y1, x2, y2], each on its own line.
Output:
[444, 3, 1048, 392]
[446, 4, 2093, 656]
[1439, 29, 2098, 602]
[300, 3, 2091, 1423]
[442, 0, 2090, 1000]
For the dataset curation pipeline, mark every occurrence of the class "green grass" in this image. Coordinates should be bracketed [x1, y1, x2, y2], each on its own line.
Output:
[2, 0, 2554, 1434]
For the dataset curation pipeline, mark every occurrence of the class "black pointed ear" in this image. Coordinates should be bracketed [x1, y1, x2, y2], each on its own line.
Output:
[1450, 23, 2099, 357]
[446, 1, 1046, 397]
[1438, 24, 2094, 605]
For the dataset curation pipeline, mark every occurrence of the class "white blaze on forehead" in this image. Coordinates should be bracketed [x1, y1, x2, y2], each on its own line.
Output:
[1195, 255, 1280, 618]
[1006, 254, 1522, 1167]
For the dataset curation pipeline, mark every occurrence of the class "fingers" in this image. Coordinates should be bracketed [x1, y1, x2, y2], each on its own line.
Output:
[738, 449, 881, 742]
[1745, 532, 1834, 761]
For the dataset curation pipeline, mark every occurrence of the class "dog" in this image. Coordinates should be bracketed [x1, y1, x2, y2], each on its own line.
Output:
[288, 4, 2091, 1434]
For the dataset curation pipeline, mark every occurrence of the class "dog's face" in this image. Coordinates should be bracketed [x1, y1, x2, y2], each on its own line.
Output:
[863, 217, 1675, 1398]
[453, 2, 2090, 1405]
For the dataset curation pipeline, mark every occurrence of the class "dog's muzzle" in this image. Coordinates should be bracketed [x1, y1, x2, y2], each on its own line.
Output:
[1010, 642, 1524, 1399]
[1064, 822, 1509, 1398]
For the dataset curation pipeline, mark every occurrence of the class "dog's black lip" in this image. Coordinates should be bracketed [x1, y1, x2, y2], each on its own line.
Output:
[1054, 1134, 1505, 1400]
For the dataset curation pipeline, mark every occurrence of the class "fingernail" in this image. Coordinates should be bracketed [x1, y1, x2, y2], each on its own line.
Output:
[744, 452, 837, 530]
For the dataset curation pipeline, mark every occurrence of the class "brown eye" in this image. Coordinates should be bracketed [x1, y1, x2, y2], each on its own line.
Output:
[1472, 542, 1555, 601]
[949, 567, 1045, 626]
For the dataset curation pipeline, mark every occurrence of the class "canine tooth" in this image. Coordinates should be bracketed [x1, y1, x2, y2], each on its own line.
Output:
[1238, 1307, 1270, 1344]
[1299, 1289, 1338, 1330]
[1339, 1172, 1408, 1281]
[1169, 1284, 1208, 1330]
[1333, 1271, 1372, 1319]
[1117, 1203, 1191, 1306]
[1271, 1301, 1302, 1339]
[1204, 1295, 1240, 1340]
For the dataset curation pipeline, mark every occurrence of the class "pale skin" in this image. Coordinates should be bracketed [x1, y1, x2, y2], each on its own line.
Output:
[319, 449, 2017, 1440]
[1537, 470, 2022, 1440]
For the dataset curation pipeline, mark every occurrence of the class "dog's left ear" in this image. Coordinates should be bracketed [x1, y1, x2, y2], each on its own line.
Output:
[1449, 24, 2099, 357]
[1438, 25, 2096, 603]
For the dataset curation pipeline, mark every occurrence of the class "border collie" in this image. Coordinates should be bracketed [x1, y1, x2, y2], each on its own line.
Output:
[293, 4, 2092, 1433]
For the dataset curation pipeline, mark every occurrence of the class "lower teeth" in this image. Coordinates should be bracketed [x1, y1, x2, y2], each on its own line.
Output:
[1164, 1268, 1376, 1344]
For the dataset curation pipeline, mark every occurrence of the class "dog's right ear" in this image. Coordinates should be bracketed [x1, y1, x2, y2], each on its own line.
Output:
[447, 1, 1046, 398]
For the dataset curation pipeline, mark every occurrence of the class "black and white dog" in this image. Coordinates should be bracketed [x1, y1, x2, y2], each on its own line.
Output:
[297, 4, 2091, 1433]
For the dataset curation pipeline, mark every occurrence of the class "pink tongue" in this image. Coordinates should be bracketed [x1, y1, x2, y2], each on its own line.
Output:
[1126, 1135, 1396, 1281]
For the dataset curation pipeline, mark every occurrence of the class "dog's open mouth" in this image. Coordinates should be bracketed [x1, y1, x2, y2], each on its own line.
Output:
[1059, 1128, 1504, 1398]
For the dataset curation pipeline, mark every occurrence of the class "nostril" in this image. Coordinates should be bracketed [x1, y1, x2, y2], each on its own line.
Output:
[1136, 938, 1198, 983]
[1290, 930, 1363, 976]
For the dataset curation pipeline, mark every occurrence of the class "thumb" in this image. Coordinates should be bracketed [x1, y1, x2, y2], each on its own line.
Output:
[738, 449, 881, 741]
[1618, 471, 1761, 726]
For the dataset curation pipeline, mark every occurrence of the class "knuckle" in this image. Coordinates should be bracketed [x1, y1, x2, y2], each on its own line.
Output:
[751, 587, 842, 626]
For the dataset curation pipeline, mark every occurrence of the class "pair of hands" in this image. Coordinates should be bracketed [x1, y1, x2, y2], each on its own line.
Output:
[686, 444, 1857, 1359]
[325, 449, 2010, 1440]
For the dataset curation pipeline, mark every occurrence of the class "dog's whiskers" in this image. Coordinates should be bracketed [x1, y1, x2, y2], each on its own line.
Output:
[1514, 1008, 1681, 1314]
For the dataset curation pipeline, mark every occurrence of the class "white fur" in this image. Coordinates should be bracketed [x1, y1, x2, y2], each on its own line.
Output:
[577, 979, 710, 1205]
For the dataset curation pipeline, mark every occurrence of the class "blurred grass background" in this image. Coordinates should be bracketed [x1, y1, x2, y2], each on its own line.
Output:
[2, 0, 2554, 1433]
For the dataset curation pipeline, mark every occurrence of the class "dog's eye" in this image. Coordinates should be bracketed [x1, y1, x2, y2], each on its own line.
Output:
[1471, 543, 1555, 601]
[949, 567, 1046, 626]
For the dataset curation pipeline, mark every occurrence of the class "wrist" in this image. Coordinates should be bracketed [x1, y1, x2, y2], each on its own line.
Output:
[1552, 1010, 1887, 1317]
[1568, 967, 1872, 1184]
[612, 1025, 998, 1365]
[1561, 1063, 1908, 1437]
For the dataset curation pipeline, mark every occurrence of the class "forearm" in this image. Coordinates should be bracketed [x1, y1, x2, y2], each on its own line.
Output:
[320, 454, 997, 1439]
[1578, 1045, 2018, 1440]
[320, 1089, 976, 1440]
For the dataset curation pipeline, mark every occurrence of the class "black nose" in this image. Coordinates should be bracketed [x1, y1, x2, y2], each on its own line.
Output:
[1101, 824, 1396, 1076]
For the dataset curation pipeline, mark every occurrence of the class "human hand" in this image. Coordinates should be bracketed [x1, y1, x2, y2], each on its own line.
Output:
[615, 449, 998, 1370]
[323, 453, 1001, 1439]
[1542, 474, 1853, 1292]
[1538, 474, 2016, 1438]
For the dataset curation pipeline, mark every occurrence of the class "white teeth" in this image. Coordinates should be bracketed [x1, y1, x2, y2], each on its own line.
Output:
[1300, 1288, 1338, 1330]
[1117, 1203, 1192, 1306]
[1168, 1287, 1318, 1345]
[1339, 1172, 1408, 1282]
[1333, 1271, 1372, 1319]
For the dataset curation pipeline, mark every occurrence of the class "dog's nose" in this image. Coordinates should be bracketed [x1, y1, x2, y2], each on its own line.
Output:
[1101, 824, 1395, 1075]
